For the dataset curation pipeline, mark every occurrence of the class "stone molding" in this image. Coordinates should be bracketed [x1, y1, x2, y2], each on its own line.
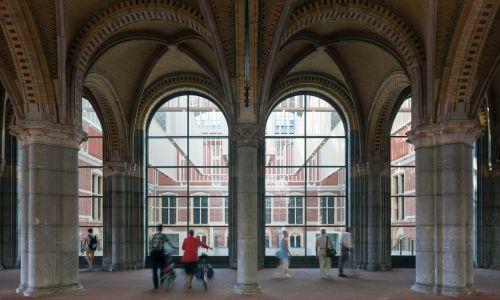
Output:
[407, 120, 483, 148]
[357, 161, 390, 176]
[231, 124, 263, 148]
[9, 121, 87, 149]
[103, 161, 140, 178]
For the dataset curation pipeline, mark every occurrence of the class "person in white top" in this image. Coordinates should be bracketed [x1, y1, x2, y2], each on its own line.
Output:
[338, 228, 352, 277]
[316, 228, 335, 279]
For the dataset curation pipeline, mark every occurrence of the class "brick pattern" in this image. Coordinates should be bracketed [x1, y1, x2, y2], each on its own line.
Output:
[207, 0, 235, 77]
[28, 0, 57, 78]
[135, 73, 224, 130]
[258, 0, 286, 77]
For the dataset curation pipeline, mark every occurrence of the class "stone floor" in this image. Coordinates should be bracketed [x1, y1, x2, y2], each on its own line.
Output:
[1, 268, 500, 300]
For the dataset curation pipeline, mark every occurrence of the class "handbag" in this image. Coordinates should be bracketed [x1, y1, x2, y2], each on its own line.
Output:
[326, 236, 336, 257]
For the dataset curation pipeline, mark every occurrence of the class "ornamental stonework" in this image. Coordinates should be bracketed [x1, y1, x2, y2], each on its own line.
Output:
[231, 124, 264, 148]
[9, 121, 87, 149]
[407, 120, 483, 149]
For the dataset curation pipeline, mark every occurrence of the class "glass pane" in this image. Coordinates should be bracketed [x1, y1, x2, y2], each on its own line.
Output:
[147, 197, 188, 226]
[265, 96, 305, 136]
[189, 138, 228, 167]
[79, 226, 103, 257]
[187, 226, 228, 256]
[305, 96, 345, 136]
[390, 137, 415, 164]
[390, 98, 411, 136]
[148, 138, 187, 167]
[265, 138, 305, 167]
[146, 167, 188, 195]
[307, 196, 346, 226]
[306, 167, 346, 196]
[265, 168, 305, 196]
[391, 226, 416, 256]
[147, 226, 185, 256]
[149, 96, 188, 136]
[264, 226, 305, 256]
[188, 95, 228, 136]
[306, 138, 345, 166]
[305, 226, 346, 256]
[82, 98, 103, 134]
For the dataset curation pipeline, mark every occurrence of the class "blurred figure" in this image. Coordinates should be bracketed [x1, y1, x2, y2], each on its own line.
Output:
[82, 228, 98, 270]
[338, 227, 352, 277]
[274, 229, 292, 278]
[149, 224, 178, 289]
[181, 229, 211, 290]
[316, 228, 334, 279]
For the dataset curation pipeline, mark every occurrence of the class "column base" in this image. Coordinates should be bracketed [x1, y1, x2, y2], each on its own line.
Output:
[412, 283, 477, 297]
[366, 263, 391, 271]
[20, 283, 83, 297]
[233, 283, 262, 294]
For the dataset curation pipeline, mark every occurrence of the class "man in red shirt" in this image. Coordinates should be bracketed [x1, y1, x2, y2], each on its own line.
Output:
[181, 229, 211, 290]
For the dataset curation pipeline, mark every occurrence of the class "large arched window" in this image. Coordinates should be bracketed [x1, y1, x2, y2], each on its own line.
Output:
[146, 94, 229, 257]
[265, 94, 347, 257]
[79, 97, 104, 257]
[390, 98, 415, 256]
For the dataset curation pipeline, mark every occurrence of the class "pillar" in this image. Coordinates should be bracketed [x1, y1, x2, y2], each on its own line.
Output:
[10, 121, 86, 297]
[102, 161, 144, 271]
[232, 124, 262, 294]
[408, 120, 482, 296]
[491, 167, 500, 269]
[363, 161, 391, 271]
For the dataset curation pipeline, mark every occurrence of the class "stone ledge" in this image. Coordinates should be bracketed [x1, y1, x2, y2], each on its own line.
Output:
[411, 282, 477, 297]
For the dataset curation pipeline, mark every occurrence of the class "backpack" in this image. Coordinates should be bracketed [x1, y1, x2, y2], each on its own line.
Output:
[88, 235, 98, 251]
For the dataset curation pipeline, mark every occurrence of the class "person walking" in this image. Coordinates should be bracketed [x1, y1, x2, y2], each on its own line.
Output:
[181, 229, 211, 290]
[82, 228, 98, 270]
[338, 228, 352, 277]
[149, 224, 178, 289]
[316, 228, 334, 279]
[275, 229, 292, 278]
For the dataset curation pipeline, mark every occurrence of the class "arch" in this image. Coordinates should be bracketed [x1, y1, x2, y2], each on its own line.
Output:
[282, 0, 425, 123]
[440, 0, 499, 120]
[366, 71, 410, 160]
[84, 72, 129, 161]
[0, 0, 56, 120]
[135, 73, 226, 131]
[268, 73, 360, 133]
[68, 0, 210, 125]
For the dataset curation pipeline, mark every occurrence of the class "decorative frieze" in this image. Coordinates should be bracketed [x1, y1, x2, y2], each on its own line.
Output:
[407, 120, 483, 149]
[103, 161, 140, 177]
[9, 121, 87, 149]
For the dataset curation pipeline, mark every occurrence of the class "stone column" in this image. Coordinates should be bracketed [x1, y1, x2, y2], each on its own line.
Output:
[10, 121, 86, 297]
[102, 161, 144, 271]
[408, 120, 482, 296]
[0, 133, 19, 269]
[232, 124, 262, 294]
[362, 161, 391, 271]
[491, 167, 500, 269]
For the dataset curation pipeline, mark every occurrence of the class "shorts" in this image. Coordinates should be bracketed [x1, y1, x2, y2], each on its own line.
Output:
[85, 248, 95, 258]
[184, 262, 197, 275]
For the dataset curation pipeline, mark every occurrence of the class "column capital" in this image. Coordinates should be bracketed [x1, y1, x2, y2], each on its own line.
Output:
[9, 121, 87, 149]
[407, 120, 483, 149]
[230, 123, 264, 148]
[103, 161, 139, 177]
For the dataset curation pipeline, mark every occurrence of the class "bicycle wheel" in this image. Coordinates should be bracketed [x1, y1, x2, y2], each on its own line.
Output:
[165, 271, 175, 291]
[202, 269, 208, 291]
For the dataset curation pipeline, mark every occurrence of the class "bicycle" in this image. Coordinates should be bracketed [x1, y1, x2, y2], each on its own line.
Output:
[160, 253, 176, 291]
[195, 250, 213, 291]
